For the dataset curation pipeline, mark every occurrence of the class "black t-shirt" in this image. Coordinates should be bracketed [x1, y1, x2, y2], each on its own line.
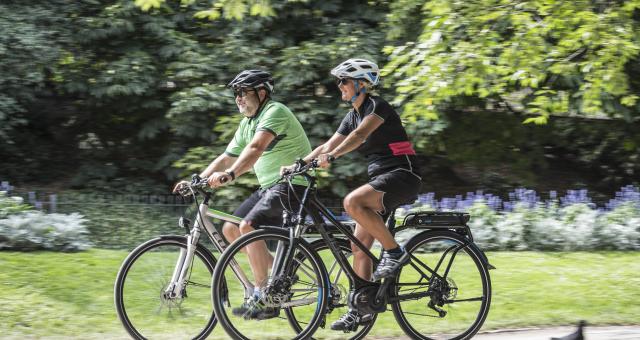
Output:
[336, 95, 419, 178]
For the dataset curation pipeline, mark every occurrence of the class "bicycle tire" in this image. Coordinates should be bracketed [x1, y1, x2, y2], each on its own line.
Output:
[211, 228, 329, 340]
[114, 236, 218, 340]
[285, 238, 377, 340]
[390, 230, 491, 340]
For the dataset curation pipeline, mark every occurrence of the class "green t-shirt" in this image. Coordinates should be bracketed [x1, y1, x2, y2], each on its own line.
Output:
[225, 100, 312, 188]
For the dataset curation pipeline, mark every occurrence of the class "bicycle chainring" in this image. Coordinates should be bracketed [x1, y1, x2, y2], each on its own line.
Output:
[348, 285, 386, 315]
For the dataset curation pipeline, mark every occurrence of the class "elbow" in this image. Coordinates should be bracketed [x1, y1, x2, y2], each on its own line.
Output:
[248, 143, 267, 154]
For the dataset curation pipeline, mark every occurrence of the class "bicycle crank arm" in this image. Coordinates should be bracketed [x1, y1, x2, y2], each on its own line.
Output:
[279, 298, 317, 307]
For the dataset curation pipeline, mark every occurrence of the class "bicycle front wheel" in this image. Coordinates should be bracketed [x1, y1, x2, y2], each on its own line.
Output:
[211, 228, 329, 340]
[285, 238, 377, 340]
[391, 230, 491, 340]
[114, 236, 217, 340]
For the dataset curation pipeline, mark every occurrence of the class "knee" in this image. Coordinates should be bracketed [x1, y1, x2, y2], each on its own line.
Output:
[343, 194, 362, 214]
[239, 220, 255, 234]
[222, 222, 238, 238]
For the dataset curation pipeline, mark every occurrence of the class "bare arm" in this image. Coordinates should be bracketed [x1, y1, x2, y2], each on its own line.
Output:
[199, 153, 237, 178]
[226, 130, 275, 177]
[329, 114, 384, 158]
[303, 132, 346, 163]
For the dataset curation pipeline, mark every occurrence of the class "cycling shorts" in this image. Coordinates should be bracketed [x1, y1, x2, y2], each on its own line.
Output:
[233, 183, 306, 227]
[368, 168, 423, 221]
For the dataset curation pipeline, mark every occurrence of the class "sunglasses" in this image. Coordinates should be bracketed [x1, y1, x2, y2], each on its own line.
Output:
[336, 78, 352, 86]
[233, 88, 255, 98]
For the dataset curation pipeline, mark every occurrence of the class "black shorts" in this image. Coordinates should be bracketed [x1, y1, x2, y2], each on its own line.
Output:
[232, 183, 306, 227]
[369, 168, 422, 221]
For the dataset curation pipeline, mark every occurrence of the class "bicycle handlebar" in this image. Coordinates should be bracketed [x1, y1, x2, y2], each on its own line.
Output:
[281, 156, 335, 180]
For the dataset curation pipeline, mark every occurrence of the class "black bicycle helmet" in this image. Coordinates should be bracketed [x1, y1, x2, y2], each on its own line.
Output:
[227, 69, 274, 93]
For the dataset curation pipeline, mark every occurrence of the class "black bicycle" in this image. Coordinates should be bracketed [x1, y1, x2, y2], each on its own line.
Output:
[211, 160, 494, 340]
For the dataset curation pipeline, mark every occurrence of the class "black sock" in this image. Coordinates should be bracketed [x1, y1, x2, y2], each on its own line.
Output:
[386, 246, 403, 256]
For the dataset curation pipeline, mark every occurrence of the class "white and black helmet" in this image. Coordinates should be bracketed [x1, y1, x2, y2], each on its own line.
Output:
[330, 58, 380, 85]
[227, 69, 275, 93]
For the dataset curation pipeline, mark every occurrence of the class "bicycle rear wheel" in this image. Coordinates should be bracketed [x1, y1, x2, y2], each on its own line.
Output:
[285, 238, 377, 340]
[114, 236, 217, 340]
[391, 230, 491, 340]
[211, 228, 328, 340]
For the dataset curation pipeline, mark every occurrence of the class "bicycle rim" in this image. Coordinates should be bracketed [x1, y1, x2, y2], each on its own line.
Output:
[391, 231, 491, 340]
[212, 229, 328, 340]
[114, 237, 216, 340]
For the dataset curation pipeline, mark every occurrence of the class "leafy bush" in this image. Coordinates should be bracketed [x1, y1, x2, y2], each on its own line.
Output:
[595, 202, 640, 250]
[0, 191, 32, 219]
[0, 211, 92, 251]
[396, 186, 640, 251]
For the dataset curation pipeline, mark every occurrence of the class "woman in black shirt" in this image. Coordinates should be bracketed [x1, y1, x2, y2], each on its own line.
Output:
[285, 58, 422, 331]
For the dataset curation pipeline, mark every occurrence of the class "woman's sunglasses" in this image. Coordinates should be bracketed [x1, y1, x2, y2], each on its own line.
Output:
[233, 88, 255, 98]
[336, 78, 352, 86]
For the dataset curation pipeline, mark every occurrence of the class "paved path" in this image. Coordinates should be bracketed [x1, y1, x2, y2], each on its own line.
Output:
[472, 325, 640, 339]
[373, 326, 640, 339]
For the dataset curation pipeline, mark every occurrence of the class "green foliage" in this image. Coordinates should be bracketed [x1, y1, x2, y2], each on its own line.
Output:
[2, 0, 639, 205]
[166, 0, 388, 200]
[384, 0, 640, 122]
[0, 192, 32, 219]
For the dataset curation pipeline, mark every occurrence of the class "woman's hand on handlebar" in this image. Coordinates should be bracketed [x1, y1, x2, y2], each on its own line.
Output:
[208, 172, 231, 188]
[316, 153, 335, 169]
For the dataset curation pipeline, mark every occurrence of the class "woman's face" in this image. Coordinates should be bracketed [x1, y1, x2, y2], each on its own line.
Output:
[337, 78, 356, 102]
[234, 88, 260, 117]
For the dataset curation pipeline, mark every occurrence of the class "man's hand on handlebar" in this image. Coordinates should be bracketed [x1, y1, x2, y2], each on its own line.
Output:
[280, 164, 297, 176]
[208, 172, 231, 188]
[172, 180, 190, 195]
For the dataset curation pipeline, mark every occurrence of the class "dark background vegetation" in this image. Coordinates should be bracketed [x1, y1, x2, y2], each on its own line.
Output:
[1, 0, 639, 206]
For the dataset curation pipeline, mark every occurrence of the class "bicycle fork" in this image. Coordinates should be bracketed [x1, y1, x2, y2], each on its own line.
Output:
[164, 226, 200, 300]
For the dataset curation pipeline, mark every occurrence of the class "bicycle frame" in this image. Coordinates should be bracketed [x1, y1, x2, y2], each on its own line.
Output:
[165, 191, 256, 300]
[274, 168, 490, 307]
[274, 172, 382, 293]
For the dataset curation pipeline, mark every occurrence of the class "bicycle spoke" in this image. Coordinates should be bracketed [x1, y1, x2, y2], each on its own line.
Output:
[115, 238, 216, 340]
[391, 231, 491, 340]
[211, 230, 326, 340]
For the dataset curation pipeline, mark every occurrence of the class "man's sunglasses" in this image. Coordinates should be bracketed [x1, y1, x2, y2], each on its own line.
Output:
[336, 78, 352, 86]
[233, 88, 255, 98]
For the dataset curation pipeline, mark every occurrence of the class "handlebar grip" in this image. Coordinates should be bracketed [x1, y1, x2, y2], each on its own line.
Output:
[191, 173, 202, 183]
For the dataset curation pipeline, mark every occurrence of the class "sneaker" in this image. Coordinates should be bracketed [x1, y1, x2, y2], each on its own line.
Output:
[231, 296, 256, 317]
[232, 296, 280, 320]
[330, 310, 373, 332]
[371, 248, 410, 281]
[245, 300, 280, 320]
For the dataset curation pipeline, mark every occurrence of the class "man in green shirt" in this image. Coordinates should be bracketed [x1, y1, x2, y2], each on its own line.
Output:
[174, 70, 311, 320]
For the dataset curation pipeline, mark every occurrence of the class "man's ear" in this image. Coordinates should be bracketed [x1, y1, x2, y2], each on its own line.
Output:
[258, 88, 268, 101]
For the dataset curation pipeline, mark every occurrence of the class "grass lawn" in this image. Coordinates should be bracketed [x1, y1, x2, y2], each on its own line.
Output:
[0, 249, 638, 339]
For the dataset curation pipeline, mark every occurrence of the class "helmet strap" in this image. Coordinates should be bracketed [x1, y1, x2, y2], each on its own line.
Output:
[349, 80, 367, 104]
[253, 87, 269, 116]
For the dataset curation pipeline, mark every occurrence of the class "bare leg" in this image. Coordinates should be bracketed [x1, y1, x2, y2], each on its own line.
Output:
[343, 184, 398, 250]
[351, 224, 375, 280]
[239, 221, 273, 288]
[222, 221, 248, 254]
